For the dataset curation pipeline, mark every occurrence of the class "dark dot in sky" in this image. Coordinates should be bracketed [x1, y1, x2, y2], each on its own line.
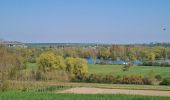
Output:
[163, 28, 166, 31]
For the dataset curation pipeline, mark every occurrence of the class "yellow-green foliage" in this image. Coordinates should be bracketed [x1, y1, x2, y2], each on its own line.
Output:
[66, 57, 88, 78]
[37, 52, 88, 80]
[65, 57, 75, 76]
[37, 52, 65, 72]
[55, 56, 66, 70]
[73, 58, 88, 77]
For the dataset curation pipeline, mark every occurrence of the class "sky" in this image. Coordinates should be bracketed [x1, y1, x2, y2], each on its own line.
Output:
[0, 0, 170, 44]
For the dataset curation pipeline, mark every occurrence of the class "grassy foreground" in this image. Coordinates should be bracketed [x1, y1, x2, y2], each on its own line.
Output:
[0, 92, 170, 100]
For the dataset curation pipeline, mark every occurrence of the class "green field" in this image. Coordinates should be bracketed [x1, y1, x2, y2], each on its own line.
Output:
[0, 92, 170, 100]
[27, 63, 170, 77]
[88, 64, 170, 78]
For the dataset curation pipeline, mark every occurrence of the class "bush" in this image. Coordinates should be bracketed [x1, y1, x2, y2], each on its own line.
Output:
[36, 70, 69, 81]
[0, 80, 9, 92]
[121, 75, 144, 84]
[142, 77, 153, 85]
[65, 57, 88, 80]
[27, 57, 36, 63]
[102, 75, 116, 83]
[142, 71, 156, 85]
[142, 61, 153, 66]
[36, 70, 43, 81]
[160, 77, 170, 85]
[37, 52, 66, 72]
[141, 61, 170, 67]
[99, 58, 105, 65]
[73, 74, 154, 85]
[122, 64, 131, 71]
[160, 62, 170, 67]
[152, 62, 161, 66]
[85, 74, 101, 83]
[155, 75, 162, 81]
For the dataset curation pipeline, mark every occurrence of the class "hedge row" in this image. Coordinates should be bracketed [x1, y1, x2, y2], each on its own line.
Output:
[73, 74, 155, 85]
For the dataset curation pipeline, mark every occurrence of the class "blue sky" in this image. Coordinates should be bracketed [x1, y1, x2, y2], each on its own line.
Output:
[0, 0, 170, 43]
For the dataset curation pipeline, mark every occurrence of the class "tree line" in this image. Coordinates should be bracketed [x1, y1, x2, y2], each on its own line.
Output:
[23, 45, 170, 63]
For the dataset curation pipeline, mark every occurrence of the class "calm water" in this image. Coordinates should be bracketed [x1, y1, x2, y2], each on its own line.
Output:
[85, 57, 142, 65]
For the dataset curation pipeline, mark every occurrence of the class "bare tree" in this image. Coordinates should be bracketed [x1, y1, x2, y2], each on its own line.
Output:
[0, 47, 21, 91]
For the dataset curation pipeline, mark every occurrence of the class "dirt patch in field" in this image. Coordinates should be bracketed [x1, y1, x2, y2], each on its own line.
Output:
[59, 87, 170, 97]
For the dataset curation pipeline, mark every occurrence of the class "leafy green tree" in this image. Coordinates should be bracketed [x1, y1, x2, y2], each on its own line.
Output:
[162, 48, 168, 60]
[65, 57, 88, 79]
[110, 50, 117, 60]
[55, 56, 66, 70]
[37, 52, 65, 72]
[99, 57, 105, 64]
[73, 58, 88, 77]
[146, 52, 155, 61]
[65, 57, 75, 76]
[99, 47, 110, 59]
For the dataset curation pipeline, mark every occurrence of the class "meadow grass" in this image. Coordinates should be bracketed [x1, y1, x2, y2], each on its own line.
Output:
[88, 64, 170, 78]
[26, 62, 38, 70]
[0, 91, 170, 100]
[27, 63, 170, 78]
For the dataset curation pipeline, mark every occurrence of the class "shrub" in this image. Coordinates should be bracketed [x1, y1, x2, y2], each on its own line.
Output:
[102, 75, 116, 83]
[142, 71, 156, 85]
[41, 70, 69, 81]
[99, 58, 105, 64]
[155, 75, 162, 81]
[160, 62, 170, 67]
[37, 52, 66, 72]
[122, 63, 131, 71]
[142, 77, 153, 85]
[142, 61, 153, 66]
[27, 57, 36, 63]
[73, 74, 152, 85]
[160, 77, 170, 85]
[121, 75, 144, 84]
[65, 57, 88, 80]
[0, 80, 9, 92]
[116, 75, 121, 79]
[152, 62, 160, 66]
[141, 61, 170, 67]
[36, 70, 43, 81]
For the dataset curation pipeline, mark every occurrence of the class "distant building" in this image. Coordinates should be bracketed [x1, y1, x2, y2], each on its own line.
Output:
[0, 41, 27, 48]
